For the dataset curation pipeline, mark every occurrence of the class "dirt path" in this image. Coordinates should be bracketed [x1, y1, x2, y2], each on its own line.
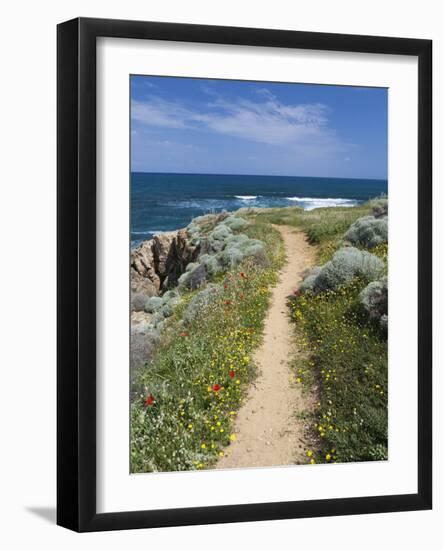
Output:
[216, 225, 316, 469]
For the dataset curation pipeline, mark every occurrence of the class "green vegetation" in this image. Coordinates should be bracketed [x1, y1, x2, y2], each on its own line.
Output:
[250, 203, 372, 263]
[284, 200, 388, 464]
[131, 220, 284, 473]
[344, 215, 388, 249]
[300, 247, 385, 293]
[290, 280, 388, 463]
[131, 200, 388, 471]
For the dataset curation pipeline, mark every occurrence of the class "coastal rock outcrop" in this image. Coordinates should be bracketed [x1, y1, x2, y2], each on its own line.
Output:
[131, 228, 199, 308]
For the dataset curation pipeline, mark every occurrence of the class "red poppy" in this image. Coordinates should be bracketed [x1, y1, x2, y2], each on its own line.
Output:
[212, 384, 220, 392]
[224, 300, 232, 306]
[229, 370, 235, 378]
[179, 331, 189, 337]
[223, 284, 228, 289]
[240, 272, 248, 279]
[144, 394, 155, 407]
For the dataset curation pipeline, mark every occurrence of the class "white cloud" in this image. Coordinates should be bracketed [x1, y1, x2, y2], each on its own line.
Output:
[154, 139, 201, 151]
[131, 93, 349, 155]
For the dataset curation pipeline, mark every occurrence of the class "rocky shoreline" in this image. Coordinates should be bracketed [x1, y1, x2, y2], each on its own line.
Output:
[131, 228, 199, 307]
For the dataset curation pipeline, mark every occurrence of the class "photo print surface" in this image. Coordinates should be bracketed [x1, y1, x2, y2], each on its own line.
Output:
[129, 75, 388, 474]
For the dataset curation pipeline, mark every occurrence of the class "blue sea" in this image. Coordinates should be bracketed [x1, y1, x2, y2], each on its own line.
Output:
[131, 173, 387, 247]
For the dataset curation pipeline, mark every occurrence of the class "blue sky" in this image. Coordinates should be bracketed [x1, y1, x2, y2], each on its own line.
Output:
[131, 75, 387, 179]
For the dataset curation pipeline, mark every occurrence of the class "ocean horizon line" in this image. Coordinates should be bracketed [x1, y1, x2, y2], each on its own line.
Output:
[131, 171, 387, 182]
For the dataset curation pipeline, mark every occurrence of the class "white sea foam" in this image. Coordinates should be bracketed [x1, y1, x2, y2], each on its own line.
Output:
[235, 195, 258, 200]
[285, 197, 358, 210]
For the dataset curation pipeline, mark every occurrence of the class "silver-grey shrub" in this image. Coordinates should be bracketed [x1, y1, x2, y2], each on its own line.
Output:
[187, 264, 208, 290]
[207, 222, 233, 253]
[185, 262, 198, 273]
[379, 314, 388, 331]
[162, 289, 179, 300]
[221, 215, 248, 231]
[370, 197, 388, 218]
[199, 254, 222, 276]
[180, 216, 267, 287]
[360, 277, 388, 324]
[209, 224, 232, 242]
[131, 292, 150, 312]
[217, 238, 266, 269]
[217, 247, 245, 269]
[178, 263, 208, 290]
[158, 297, 181, 318]
[226, 233, 250, 247]
[183, 284, 221, 324]
[344, 215, 388, 248]
[186, 222, 201, 238]
[299, 266, 322, 292]
[144, 296, 164, 313]
[301, 247, 385, 293]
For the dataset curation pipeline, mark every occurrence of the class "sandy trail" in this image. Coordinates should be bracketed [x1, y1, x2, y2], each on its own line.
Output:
[216, 225, 316, 469]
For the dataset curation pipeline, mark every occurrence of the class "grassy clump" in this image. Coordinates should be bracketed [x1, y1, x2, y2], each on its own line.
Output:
[131, 224, 284, 473]
[290, 280, 388, 464]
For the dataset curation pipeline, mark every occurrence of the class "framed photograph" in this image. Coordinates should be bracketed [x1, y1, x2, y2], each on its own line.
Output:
[57, 17, 432, 532]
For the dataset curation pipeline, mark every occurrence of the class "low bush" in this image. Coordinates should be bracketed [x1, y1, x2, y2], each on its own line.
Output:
[217, 247, 245, 269]
[179, 220, 269, 290]
[344, 215, 388, 249]
[298, 266, 322, 292]
[158, 301, 174, 319]
[360, 278, 388, 329]
[183, 283, 221, 324]
[162, 289, 179, 300]
[200, 254, 223, 277]
[370, 196, 388, 218]
[186, 263, 208, 290]
[209, 224, 232, 242]
[300, 247, 385, 293]
[379, 314, 388, 332]
[144, 296, 164, 313]
[221, 215, 249, 230]
[131, 292, 149, 312]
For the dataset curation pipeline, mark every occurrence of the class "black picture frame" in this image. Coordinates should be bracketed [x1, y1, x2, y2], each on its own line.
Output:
[57, 17, 432, 532]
